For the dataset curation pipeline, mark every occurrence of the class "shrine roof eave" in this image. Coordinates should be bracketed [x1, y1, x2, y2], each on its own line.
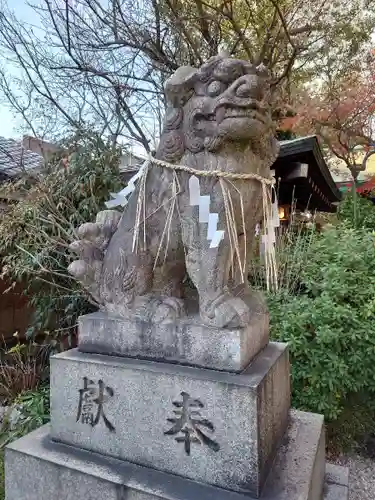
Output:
[273, 136, 342, 213]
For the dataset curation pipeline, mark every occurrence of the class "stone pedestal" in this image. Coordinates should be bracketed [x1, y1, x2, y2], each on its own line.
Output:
[78, 290, 268, 373]
[5, 413, 347, 500]
[5, 312, 349, 499]
[49, 343, 289, 496]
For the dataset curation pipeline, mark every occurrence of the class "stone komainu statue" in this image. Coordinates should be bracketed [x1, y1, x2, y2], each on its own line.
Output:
[68, 55, 279, 328]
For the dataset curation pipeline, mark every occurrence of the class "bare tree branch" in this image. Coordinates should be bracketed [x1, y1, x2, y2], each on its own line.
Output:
[0, 0, 373, 152]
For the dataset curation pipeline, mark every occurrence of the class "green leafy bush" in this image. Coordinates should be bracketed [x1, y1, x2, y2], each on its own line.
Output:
[0, 452, 3, 500]
[250, 218, 318, 294]
[0, 132, 123, 340]
[0, 339, 51, 454]
[268, 225, 375, 422]
[337, 192, 375, 230]
[0, 385, 50, 448]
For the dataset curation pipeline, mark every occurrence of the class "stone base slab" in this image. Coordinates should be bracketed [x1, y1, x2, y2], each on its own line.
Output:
[50, 343, 290, 497]
[324, 464, 350, 500]
[5, 412, 349, 500]
[78, 290, 268, 373]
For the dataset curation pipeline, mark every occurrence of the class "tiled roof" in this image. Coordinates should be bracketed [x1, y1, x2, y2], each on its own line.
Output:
[0, 137, 43, 178]
[275, 134, 342, 206]
[279, 135, 316, 147]
[119, 151, 145, 173]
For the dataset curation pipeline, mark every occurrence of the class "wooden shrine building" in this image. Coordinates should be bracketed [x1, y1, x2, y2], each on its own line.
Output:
[274, 136, 341, 220]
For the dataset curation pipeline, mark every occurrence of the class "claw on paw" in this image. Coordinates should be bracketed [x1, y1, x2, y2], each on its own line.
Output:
[201, 295, 250, 328]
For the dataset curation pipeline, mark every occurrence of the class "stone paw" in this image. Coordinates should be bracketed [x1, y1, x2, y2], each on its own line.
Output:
[151, 296, 186, 325]
[201, 293, 250, 328]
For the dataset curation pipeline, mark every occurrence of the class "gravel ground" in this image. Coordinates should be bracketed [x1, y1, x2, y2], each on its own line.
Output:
[334, 454, 375, 499]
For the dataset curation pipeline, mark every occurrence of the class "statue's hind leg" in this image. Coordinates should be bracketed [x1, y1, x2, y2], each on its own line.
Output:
[135, 204, 187, 324]
[146, 258, 186, 324]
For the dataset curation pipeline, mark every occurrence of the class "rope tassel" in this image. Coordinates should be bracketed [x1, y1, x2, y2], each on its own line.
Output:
[261, 184, 278, 291]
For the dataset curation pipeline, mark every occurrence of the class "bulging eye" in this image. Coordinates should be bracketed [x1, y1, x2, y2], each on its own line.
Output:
[207, 80, 226, 97]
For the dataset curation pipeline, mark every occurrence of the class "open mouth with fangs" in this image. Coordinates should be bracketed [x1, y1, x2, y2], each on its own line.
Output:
[204, 103, 267, 124]
[194, 102, 268, 129]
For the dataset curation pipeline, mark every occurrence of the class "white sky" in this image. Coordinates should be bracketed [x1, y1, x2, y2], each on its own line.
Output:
[1, 2, 375, 147]
[0, 0, 39, 139]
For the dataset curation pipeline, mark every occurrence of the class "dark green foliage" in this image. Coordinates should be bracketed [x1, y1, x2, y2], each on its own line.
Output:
[326, 395, 375, 453]
[275, 129, 297, 141]
[0, 384, 50, 448]
[268, 225, 375, 423]
[0, 132, 123, 340]
[0, 452, 3, 500]
[337, 192, 375, 230]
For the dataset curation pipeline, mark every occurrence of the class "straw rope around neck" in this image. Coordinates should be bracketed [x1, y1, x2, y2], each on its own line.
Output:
[131, 155, 278, 291]
[149, 155, 276, 185]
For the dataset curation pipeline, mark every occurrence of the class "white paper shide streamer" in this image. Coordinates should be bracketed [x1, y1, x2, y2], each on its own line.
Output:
[189, 176, 225, 248]
[260, 179, 279, 291]
[105, 160, 149, 208]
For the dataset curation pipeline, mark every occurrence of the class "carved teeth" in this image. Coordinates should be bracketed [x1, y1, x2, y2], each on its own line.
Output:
[216, 107, 226, 124]
[215, 104, 262, 123]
